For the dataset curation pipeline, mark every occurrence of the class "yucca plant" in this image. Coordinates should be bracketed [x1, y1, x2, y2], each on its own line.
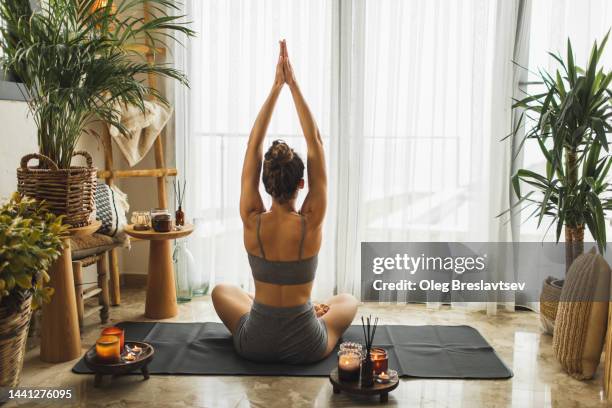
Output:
[0, 0, 195, 169]
[508, 32, 611, 271]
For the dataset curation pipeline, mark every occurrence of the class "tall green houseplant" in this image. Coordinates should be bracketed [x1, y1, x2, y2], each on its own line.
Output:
[0, 0, 195, 169]
[510, 32, 611, 270]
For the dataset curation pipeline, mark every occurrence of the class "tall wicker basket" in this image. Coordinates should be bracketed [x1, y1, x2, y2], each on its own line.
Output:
[0, 294, 32, 388]
[17, 151, 97, 227]
[540, 276, 564, 334]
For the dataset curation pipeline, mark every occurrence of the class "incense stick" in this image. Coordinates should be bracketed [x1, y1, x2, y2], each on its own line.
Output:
[361, 314, 380, 353]
[174, 178, 187, 208]
[361, 316, 367, 347]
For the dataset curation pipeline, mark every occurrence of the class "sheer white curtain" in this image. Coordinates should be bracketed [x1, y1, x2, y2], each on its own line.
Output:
[177, 0, 605, 306]
[335, 0, 522, 309]
[175, 0, 336, 300]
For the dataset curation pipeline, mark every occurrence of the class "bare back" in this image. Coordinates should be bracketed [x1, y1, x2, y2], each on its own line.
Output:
[243, 210, 322, 307]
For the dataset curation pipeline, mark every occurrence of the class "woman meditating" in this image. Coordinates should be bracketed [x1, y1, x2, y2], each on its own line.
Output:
[212, 40, 358, 364]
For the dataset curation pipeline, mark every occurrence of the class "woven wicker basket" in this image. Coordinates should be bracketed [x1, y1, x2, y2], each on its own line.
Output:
[17, 151, 97, 227]
[0, 294, 32, 388]
[540, 276, 564, 334]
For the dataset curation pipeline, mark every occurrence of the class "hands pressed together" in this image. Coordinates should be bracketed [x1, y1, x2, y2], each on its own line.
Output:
[314, 303, 330, 318]
[274, 39, 297, 89]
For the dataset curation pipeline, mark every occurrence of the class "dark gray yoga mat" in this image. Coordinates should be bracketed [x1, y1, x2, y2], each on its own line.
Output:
[73, 322, 512, 379]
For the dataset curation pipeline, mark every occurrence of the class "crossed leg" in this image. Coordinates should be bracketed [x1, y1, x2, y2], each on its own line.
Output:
[320, 293, 359, 356]
[211, 283, 253, 334]
[212, 284, 358, 356]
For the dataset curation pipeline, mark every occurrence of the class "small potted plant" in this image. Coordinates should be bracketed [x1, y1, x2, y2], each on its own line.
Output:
[0, 193, 66, 387]
[0, 0, 194, 226]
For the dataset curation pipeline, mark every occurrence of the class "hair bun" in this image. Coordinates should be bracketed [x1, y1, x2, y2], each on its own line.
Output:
[266, 140, 294, 166]
[262, 140, 305, 203]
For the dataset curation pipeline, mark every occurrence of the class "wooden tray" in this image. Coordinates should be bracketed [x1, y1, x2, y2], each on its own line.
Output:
[83, 341, 154, 387]
[329, 368, 399, 403]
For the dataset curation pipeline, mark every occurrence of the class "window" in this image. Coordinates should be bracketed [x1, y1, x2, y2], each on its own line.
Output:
[177, 0, 611, 298]
[0, 6, 26, 101]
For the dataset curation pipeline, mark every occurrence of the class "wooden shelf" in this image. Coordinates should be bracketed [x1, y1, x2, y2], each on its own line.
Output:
[97, 168, 177, 179]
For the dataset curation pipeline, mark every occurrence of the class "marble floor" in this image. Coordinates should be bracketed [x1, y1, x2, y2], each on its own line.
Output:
[7, 288, 609, 408]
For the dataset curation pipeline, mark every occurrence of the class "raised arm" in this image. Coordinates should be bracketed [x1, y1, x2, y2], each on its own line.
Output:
[240, 45, 285, 221]
[281, 41, 327, 226]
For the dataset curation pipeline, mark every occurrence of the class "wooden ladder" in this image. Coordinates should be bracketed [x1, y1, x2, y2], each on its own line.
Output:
[97, 2, 176, 305]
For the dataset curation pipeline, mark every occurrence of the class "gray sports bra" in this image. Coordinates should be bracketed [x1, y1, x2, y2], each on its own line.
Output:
[248, 213, 318, 285]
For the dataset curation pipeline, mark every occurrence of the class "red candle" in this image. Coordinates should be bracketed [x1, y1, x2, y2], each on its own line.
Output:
[370, 347, 388, 375]
[101, 327, 124, 351]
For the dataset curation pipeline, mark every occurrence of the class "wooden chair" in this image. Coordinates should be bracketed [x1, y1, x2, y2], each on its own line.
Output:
[72, 255, 110, 331]
[27, 235, 115, 338]
[70, 234, 117, 331]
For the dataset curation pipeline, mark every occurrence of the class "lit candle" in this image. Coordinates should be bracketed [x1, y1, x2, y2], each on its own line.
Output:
[96, 335, 121, 363]
[338, 351, 360, 382]
[370, 347, 388, 375]
[376, 371, 390, 383]
[124, 352, 136, 362]
[101, 327, 124, 351]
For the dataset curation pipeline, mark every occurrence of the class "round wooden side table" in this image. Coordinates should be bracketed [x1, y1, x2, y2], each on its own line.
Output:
[329, 368, 399, 403]
[124, 224, 194, 319]
[41, 220, 102, 363]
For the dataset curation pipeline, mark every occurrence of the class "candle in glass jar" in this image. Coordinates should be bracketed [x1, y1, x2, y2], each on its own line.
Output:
[101, 327, 124, 351]
[96, 335, 120, 363]
[370, 347, 388, 375]
[376, 371, 390, 383]
[131, 211, 151, 231]
[338, 351, 360, 382]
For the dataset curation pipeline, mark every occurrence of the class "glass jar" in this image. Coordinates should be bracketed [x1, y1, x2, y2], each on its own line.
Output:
[95, 335, 120, 363]
[339, 342, 364, 359]
[131, 211, 151, 231]
[370, 347, 388, 375]
[337, 350, 360, 382]
[190, 218, 209, 296]
[150, 208, 173, 232]
[173, 239, 196, 303]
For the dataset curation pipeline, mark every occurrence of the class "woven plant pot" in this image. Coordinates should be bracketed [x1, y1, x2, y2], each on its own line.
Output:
[0, 294, 32, 388]
[540, 276, 563, 334]
[17, 151, 97, 227]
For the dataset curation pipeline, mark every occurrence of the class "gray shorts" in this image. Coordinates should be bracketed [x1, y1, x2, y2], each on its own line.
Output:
[233, 301, 328, 364]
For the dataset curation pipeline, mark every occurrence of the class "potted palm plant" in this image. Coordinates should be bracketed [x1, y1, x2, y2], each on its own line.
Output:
[0, 193, 66, 387]
[507, 33, 611, 330]
[0, 0, 194, 226]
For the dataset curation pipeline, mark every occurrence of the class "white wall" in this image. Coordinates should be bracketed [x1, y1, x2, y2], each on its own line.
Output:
[0, 101, 37, 200]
